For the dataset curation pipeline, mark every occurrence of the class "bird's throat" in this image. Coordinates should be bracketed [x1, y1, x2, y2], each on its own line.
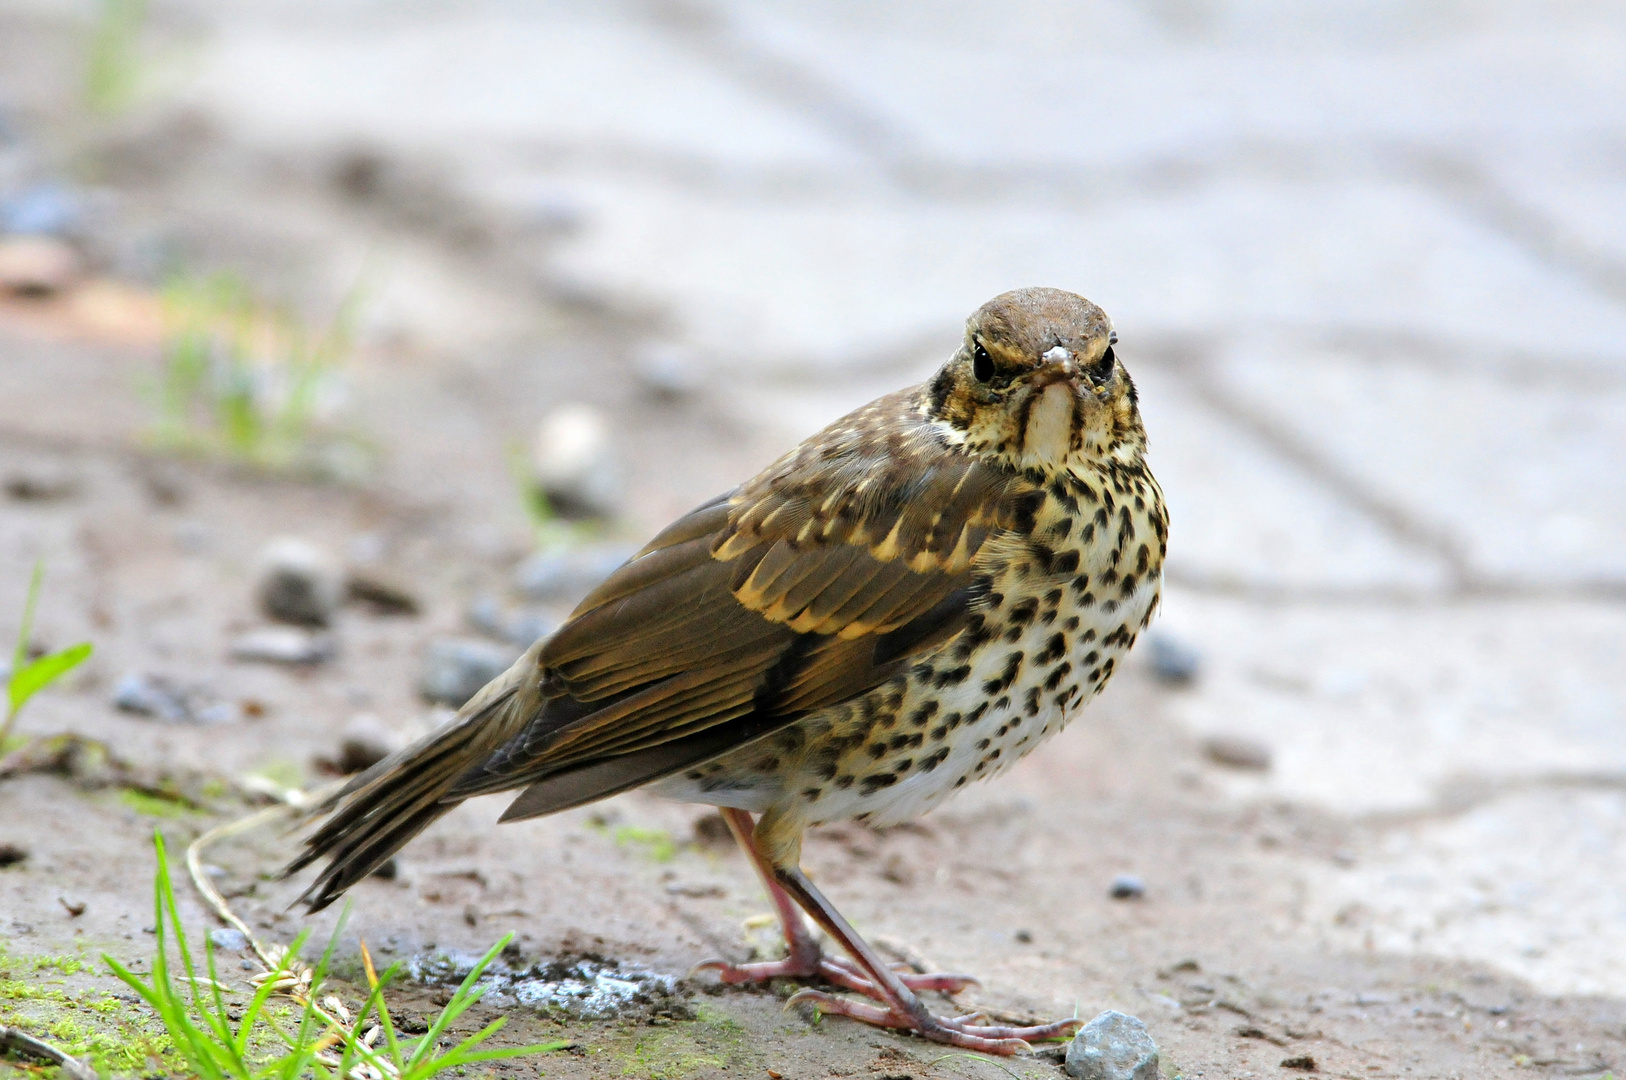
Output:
[1021, 382, 1076, 467]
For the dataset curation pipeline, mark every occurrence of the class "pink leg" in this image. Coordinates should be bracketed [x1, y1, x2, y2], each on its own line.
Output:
[693, 809, 978, 1000]
[775, 865, 1083, 1056]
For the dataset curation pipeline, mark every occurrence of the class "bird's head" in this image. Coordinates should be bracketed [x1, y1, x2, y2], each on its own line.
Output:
[926, 287, 1145, 471]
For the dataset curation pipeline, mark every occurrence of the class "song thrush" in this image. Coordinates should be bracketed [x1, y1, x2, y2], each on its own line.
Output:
[288, 287, 1167, 1054]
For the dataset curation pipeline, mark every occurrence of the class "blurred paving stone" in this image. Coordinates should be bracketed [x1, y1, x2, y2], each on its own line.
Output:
[1301, 789, 1626, 997]
[1065, 1009, 1160, 1080]
[1216, 344, 1626, 586]
[256, 537, 345, 626]
[1164, 592, 1626, 813]
[1134, 366, 1450, 594]
[1200, 733, 1272, 771]
[1145, 630, 1201, 686]
[418, 637, 520, 708]
[466, 597, 559, 649]
[208, 928, 249, 952]
[1109, 874, 1147, 901]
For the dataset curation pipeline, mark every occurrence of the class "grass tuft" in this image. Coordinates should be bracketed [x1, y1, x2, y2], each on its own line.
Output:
[148, 272, 372, 480]
[0, 562, 94, 747]
[103, 832, 566, 1079]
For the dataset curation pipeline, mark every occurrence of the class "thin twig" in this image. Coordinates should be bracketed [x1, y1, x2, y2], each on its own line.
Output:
[0, 1024, 98, 1080]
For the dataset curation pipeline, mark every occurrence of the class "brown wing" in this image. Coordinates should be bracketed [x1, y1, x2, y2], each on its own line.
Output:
[444, 388, 1038, 817]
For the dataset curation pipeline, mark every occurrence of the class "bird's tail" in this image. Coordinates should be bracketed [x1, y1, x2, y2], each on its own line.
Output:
[284, 642, 543, 911]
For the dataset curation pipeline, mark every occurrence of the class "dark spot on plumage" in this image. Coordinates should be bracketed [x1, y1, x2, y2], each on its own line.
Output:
[1137, 543, 1151, 574]
[968, 702, 989, 724]
[1064, 615, 1080, 630]
[976, 738, 991, 750]
[1101, 568, 1118, 586]
[802, 787, 823, 800]
[835, 774, 855, 789]
[1044, 588, 1063, 608]
[861, 772, 899, 795]
[1081, 522, 1096, 543]
[909, 700, 940, 726]
[1045, 663, 1072, 691]
[1134, 495, 1145, 511]
[987, 748, 1002, 761]
[934, 664, 971, 687]
[1120, 574, 1138, 596]
[686, 770, 703, 781]
[1081, 628, 1097, 643]
[1051, 549, 1080, 574]
[817, 761, 839, 782]
[994, 694, 1011, 711]
[1102, 599, 1119, 613]
[1101, 488, 1115, 513]
[1094, 507, 1109, 529]
[930, 725, 948, 741]
[1040, 608, 1057, 626]
[987, 592, 1005, 610]
[921, 747, 950, 772]
[1013, 490, 1044, 533]
[1009, 599, 1038, 626]
[890, 732, 924, 751]
[867, 742, 887, 759]
[1024, 687, 1041, 716]
[1087, 667, 1101, 683]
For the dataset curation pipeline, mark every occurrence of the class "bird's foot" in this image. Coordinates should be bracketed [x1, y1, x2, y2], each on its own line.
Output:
[785, 988, 1082, 1055]
[695, 952, 977, 1000]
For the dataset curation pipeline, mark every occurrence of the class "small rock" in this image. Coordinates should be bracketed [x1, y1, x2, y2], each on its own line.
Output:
[345, 569, 420, 615]
[514, 543, 636, 602]
[255, 537, 344, 626]
[466, 596, 559, 648]
[4, 463, 79, 501]
[1146, 631, 1200, 686]
[663, 881, 725, 898]
[1, 183, 81, 236]
[1109, 874, 1146, 900]
[1065, 1010, 1160, 1080]
[531, 404, 623, 518]
[692, 811, 733, 847]
[1014, 929, 1034, 943]
[1201, 734, 1272, 771]
[208, 928, 249, 952]
[418, 637, 520, 707]
[114, 672, 236, 725]
[1280, 1055, 1317, 1071]
[0, 843, 28, 867]
[0, 234, 79, 295]
[631, 341, 703, 400]
[332, 714, 396, 774]
[230, 627, 336, 666]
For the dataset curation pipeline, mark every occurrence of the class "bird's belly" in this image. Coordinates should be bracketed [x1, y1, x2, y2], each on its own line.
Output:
[789, 577, 1163, 829]
[649, 576, 1162, 827]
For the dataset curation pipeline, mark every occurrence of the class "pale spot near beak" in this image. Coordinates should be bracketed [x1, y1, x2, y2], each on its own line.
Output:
[1041, 346, 1070, 364]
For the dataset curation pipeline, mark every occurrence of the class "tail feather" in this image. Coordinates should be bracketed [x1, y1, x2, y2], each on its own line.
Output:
[284, 644, 543, 910]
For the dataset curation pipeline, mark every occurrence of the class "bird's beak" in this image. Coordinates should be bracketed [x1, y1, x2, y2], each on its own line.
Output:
[1030, 349, 1078, 388]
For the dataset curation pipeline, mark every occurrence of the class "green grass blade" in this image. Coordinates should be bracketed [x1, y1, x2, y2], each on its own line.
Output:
[7, 642, 93, 716]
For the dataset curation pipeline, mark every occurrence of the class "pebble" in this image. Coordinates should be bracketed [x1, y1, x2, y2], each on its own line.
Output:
[631, 341, 703, 400]
[1201, 733, 1273, 771]
[256, 537, 344, 626]
[1065, 1010, 1161, 1080]
[345, 570, 421, 616]
[3, 463, 79, 501]
[531, 404, 623, 518]
[333, 714, 398, 774]
[418, 637, 520, 707]
[1, 183, 81, 236]
[513, 543, 637, 602]
[230, 627, 336, 666]
[1109, 873, 1147, 900]
[466, 596, 559, 648]
[208, 928, 249, 952]
[113, 673, 237, 725]
[0, 234, 79, 295]
[1146, 631, 1200, 686]
[0, 843, 28, 867]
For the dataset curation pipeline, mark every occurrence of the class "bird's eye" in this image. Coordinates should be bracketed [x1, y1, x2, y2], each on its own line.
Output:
[1092, 345, 1117, 380]
[972, 343, 995, 382]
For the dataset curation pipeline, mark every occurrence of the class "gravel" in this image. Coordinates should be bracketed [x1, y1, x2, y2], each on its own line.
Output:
[229, 627, 336, 665]
[255, 537, 344, 626]
[513, 543, 636, 603]
[113, 672, 237, 724]
[1065, 1010, 1160, 1080]
[418, 637, 520, 707]
[1109, 873, 1147, 900]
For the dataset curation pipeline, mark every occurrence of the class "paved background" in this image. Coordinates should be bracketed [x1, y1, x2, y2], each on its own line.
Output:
[7, 0, 1626, 1009]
